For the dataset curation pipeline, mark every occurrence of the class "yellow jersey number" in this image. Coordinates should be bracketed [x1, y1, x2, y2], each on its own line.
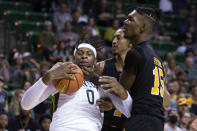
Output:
[151, 66, 164, 97]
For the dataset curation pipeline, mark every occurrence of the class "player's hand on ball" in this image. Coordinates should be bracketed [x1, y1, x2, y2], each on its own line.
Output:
[43, 62, 79, 85]
[96, 98, 114, 112]
[99, 76, 128, 100]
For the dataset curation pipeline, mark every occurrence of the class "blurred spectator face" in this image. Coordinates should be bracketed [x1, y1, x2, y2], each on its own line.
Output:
[180, 112, 191, 126]
[73, 11, 80, 22]
[176, 71, 187, 82]
[165, 52, 174, 61]
[41, 118, 51, 131]
[97, 47, 106, 60]
[15, 56, 23, 65]
[112, 19, 120, 30]
[168, 58, 176, 69]
[177, 98, 189, 116]
[0, 113, 8, 129]
[40, 62, 50, 75]
[88, 18, 95, 27]
[192, 86, 197, 96]
[23, 81, 31, 91]
[188, 25, 195, 33]
[189, 117, 197, 131]
[65, 22, 72, 32]
[168, 109, 179, 124]
[185, 57, 194, 69]
[59, 3, 67, 13]
[112, 28, 131, 55]
[167, 80, 179, 94]
[76, 5, 82, 14]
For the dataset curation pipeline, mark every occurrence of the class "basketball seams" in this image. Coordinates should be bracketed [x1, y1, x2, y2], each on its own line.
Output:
[75, 74, 80, 89]
[65, 79, 71, 94]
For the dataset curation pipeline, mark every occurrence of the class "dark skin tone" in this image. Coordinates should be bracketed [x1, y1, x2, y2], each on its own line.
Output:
[99, 10, 170, 108]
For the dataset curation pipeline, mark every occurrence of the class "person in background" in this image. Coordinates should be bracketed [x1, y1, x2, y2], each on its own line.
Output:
[187, 116, 197, 131]
[179, 111, 191, 131]
[0, 76, 8, 113]
[183, 57, 197, 82]
[0, 112, 8, 131]
[39, 21, 59, 61]
[23, 81, 32, 91]
[53, 2, 72, 32]
[8, 104, 39, 131]
[58, 21, 79, 41]
[38, 114, 52, 131]
[104, 19, 120, 46]
[188, 84, 197, 116]
[0, 54, 10, 82]
[164, 108, 182, 131]
[9, 89, 25, 117]
[177, 98, 189, 117]
[88, 17, 100, 36]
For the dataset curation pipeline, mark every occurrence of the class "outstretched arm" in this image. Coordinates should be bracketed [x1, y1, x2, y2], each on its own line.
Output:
[21, 78, 56, 110]
[21, 62, 79, 110]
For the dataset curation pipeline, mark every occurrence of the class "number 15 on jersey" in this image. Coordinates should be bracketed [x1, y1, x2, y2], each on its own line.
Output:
[151, 66, 164, 97]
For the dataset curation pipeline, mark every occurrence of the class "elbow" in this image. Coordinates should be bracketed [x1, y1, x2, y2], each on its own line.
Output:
[20, 98, 32, 110]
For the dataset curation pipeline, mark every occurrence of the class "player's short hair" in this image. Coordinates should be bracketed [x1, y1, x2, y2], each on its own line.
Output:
[135, 7, 161, 24]
[39, 114, 52, 124]
[75, 36, 104, 51]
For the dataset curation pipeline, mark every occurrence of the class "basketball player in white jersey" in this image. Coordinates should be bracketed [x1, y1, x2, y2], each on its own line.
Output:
[21, 38, 132, 131]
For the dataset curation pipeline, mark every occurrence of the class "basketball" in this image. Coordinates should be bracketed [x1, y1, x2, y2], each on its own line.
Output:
[53, 65, 84, 95]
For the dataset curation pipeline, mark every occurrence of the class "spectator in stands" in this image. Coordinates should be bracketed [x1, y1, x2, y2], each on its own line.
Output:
[187, 116, 197, 131]
[96, 0, 113, 26]
[9, 89, 25, 117]
[167, 58, 177, 78]
[104, 19, 120, 44]
[75, 5, 88, 24]
[182, 25, 196, 46]
[0, 54, 10, 82]
[53, 40, 67, 61]
[88, 17, 100, 36]
[58, 21, 79, 41]
[179, 111, 191, 130]
[53, 2, 72, 32]
[0, 76, 8, 113]
[71, 9, 86, 34]
[80, 25, 94, 39]
[23, 52, 40, 70]
[112, 0, 126, 22]
[188, 85, 197, 116]
[39, 61, 51, 76]
[0, 112, 8, 131]
[176, 70, 189, 92]
[39, 21, 58, 61]
[10, 52, 23, 76]
[38, 114, 52, 131]
[183, 57, 197, 82]
[173, 0, 190, 15]
[159, 0, 173, 13]
[167, 78, 181, 101]
[8, 104, 39, 131]
[23, 81, 31, 91]
[11, 62, 34, 87]
[177, 98, 190, 116]
[164, 108, 182, 131]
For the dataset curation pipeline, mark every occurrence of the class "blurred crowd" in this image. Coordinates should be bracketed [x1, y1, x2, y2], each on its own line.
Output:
[0, 0, 197, 131]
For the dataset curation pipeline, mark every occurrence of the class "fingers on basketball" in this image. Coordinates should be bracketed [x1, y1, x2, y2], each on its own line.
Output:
[53, 66, 84, 95]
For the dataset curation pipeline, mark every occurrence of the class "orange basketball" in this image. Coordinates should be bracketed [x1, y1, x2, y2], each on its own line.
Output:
[53, 65, 84, 95]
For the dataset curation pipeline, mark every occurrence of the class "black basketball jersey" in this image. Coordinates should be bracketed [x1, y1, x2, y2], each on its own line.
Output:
[123, 41, 164, 120]
[102, 58, 127, 129]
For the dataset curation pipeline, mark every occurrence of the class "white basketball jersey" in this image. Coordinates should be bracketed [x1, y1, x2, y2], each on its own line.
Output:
[50, 80, 103, 131]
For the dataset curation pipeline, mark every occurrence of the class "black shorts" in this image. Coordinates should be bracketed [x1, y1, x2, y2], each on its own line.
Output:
[123, 115, 164, 131]
[102, 125, 122, 131]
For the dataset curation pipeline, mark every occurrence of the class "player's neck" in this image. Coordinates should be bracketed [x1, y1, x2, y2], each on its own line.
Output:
[132, 34, 150, 45]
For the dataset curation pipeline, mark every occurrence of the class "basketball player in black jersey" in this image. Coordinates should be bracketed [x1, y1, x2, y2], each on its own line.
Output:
[99, 7, 170, 131]
[96, 28, 132, 131]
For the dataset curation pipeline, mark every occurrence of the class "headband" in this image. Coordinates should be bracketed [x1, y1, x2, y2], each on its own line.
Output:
[74, 43, 97, 57]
